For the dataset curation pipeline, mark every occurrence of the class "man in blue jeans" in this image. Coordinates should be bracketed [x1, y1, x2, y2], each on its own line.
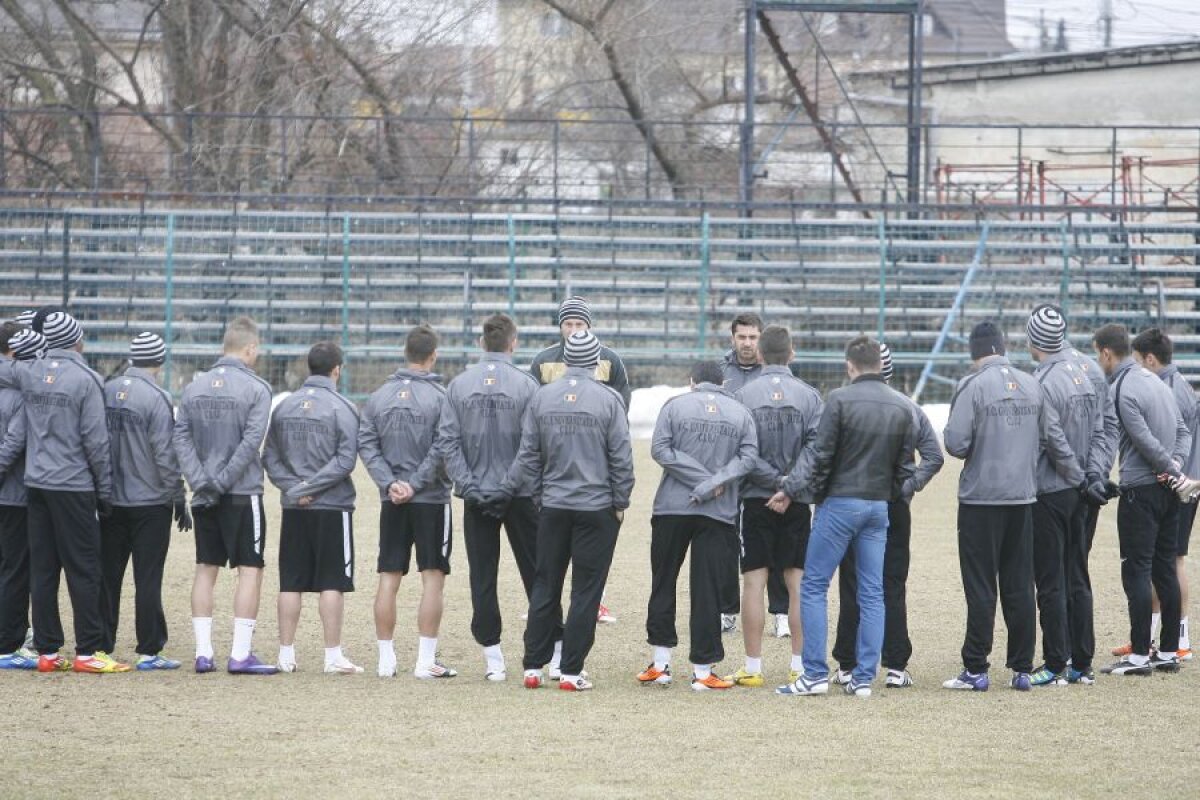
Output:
[768, 336, 914, 698]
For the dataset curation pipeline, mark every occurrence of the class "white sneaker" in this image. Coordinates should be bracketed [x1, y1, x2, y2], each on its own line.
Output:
[523, 669, 544, 689]
[885, 669, 914, 688]
[843, 681, 872, 698]
[548, 663, 562, 680]
[486, 669, 507, 682]
[774, 614, 790, 638]
[377, 661, 397, 678]
[324, 655, 364, 674]
[721, 614, 737, 634]
[831, 669, 853, 686]
[277, 654, 298, 673]
[413, 661, 458, 679]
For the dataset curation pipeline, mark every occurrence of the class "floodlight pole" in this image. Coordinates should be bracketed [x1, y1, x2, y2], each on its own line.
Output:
[906, 0, 926, 212]
[740, 0, 758, 214]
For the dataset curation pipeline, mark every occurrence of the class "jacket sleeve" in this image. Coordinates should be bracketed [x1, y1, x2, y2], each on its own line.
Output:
[607, 400, 635, 510]
[905, 406, 945, 496]
[1095, 383, 1119, 476]
[436, 394, 476, 495]
[649, 402, 714, 488]
[528, 349, 548, 385]
[213, 385, 269, 493]
[80, 379, 113, 501]
[692, 413, 758, 500]
[406, 394, 446, 492]
[357, 398, 396, 492]
[173, 393, 216, 494]
[943, 378, 978, 459]
[1172, 403, 1191, 470]
[0, 405, 25, 476]
[148, 396, 182, 503]
[1118, 385, 1179, 475]
[288, 404, 359, 500]
[789, 394, 840, 501]
[785, 395, 824, 500]
[607, 350, 632, 411]
[1038, 387, 1085, 486]
[261, 412, 301, 494]
[1085, 389, 1108, 478]
[500, 402, 543, 497]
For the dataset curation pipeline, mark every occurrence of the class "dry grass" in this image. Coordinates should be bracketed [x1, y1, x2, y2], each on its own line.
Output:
[5, 441, 1196, 798]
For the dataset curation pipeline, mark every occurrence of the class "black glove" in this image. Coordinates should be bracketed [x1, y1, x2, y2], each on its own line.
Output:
[1105, 480, 1121, 500]
[97, 498, 113, 520]
[174, 500, 193, 532]
[1083, 473, 1109, 506]
[463, 488, 487, 508]
[480, 491, 512, 520]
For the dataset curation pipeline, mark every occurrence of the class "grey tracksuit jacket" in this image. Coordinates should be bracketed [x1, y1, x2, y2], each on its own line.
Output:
[1033, 350, 1105, 496]
[1072, 348, 1118, 478]
[105, 366, 184, 507]
[501, 366, 634, 511]
[721, 350, 763, 394]
[651, 382, 758, 525]
[0, 369, 27, 507]
[18, 349, 112, 499]
[944, 356, 1083, 505]
[263, 375, 359, 512]
[898, 392, 945, 502]
[440, 353, 540, 498]
[173, 355, 272, 503]
[1160, 364, 1200, 478]
[529, 342, 631, 410]
[358, 368, 451, 504]
[1108, 358, 1191, 488]
[734, 366, 822, 503]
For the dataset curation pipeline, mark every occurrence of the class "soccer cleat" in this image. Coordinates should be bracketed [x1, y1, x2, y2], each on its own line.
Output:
[720, 614, 737, 634]
[1100, 657, 1152, 676]
[942, 670, 989, 691]
[1110, 642, 1133, 657]
[548, 664, 562, 681]
[788, 669, 801, 684]
[1010, 672, 1032, 691]
[690, 673, 734, 692]
[844, 680, 872, 698]
[885, 669, 914, 688]
[73, 652, 132, 674]
[597, 603, 617, 624]
[0, 651, 40, 670]
[227, 653, 279, 675]
[559, 674, 593, 692]
[37, 653, 71, 673]
[277, 655, 298, 673]
[413, 661, 458, 679]
[1029, 666, 1068, 687]
[831, 669, 853, 686]
[636, 664, 673, 686]
[136, 654, 181, 671]
[725, 668, 764, 688]
[523, 669, 545, 689]
[324, 656, 364, 675]
[1067, 667, 1095, 685]
[1178, 648, 1193, 662]
[774, 614, 790, 638]
[485, 670, 507, 682]
[194, 655, 215, 674]
[775, 673, 829, 696]
[1149, 651, 1181, 673]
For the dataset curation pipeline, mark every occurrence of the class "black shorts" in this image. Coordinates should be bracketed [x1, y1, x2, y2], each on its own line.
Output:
[378, 502, 452, 575]
[194, 494, 266, 569]
[739, 497, 811, 573]
[279, 508, 355, 593]
[1178, 500, 1196, 557]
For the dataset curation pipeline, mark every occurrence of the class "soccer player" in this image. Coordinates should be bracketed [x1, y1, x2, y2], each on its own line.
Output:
[174, 316, 276, 675]
[19, 311, 128, 673]
[726, 326, 821, 687]
[831, 342, 944, 689]
[0, 325, 40, 670]
[359, 325, 457, 680]
[639, 361, 757, 691]
[941, 322, 1082, 692]
[100, 332, 190, 671]
[772, 336, 913, 698]
[1023, 306, 1104, 686]
[264, 342, 361, 675]
[498, 330, 634, 691]
[440, 314, 541, 681]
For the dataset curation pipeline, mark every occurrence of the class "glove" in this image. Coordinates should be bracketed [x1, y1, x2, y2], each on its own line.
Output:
[1175, 476, 1200, 504]
[1083, 473, 1109, 506]
[480, 490, 512, 520]
[174, 499, 193, 532]
[96, 498, 113, 520]
[463, 488, 487, 508]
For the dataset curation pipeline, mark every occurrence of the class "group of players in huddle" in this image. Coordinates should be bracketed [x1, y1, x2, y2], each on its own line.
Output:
[0, 297, 1193, 695]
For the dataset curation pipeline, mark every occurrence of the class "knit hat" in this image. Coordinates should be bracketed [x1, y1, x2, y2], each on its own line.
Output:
[30, 306, 60, 334]
[879, 342, 894, 382]
[130, 332, 166, 367]
[563, 330, 601, 368]
[1026, 304, 1067, 353]
[969, 321, 1006, 360]
[41, 310, 82, 350]
[558, 296, 592, 327]
[8, 329, 44, 361]
[14, 309, 35, 328]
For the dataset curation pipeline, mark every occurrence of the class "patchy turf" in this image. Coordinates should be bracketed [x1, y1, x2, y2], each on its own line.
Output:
[5, 442, 1195, 797]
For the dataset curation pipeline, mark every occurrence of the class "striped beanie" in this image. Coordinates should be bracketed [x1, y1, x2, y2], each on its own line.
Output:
[563, 330, 601, 368]
[879, 342, 894, 382]
[8, 329, 45, 361]
[15, 309, 35, 328]
[41, 310, 82, 350]
[30, 306, 60, 334]
[558, 296, 592, 327]
[130, 332, 167, 367]
[1027, 304, 1066, 353]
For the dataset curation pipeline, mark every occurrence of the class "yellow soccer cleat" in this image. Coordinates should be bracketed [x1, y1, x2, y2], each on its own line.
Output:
[725, 667, 765, 688]
[73, 651, 133, 674]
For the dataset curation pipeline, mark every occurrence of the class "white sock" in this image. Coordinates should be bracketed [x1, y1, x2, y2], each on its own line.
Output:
[652, 646, 671, 671]
[324, 646, 343, 666]
[193, 617, 214, 659]
[1129, 652, 1150, 666]
[550, 639, 563, 670]
[417, 636, 437, 668]
[791, 653, 803, 671]
[138, 654, 154, 663]
[693, 663, 712, 679]
[230, 617, 255, 661]
[378, 640, 396, 666]
[1181, 617, 1190, 649]
[278, 644, 295, 664]
[1152, 612, 1162, 642]
[484, 644, 505, 673]
[745, 656, 762, 674]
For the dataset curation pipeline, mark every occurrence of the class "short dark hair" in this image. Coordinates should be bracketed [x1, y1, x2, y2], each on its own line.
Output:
[759, 325, 792, 365]
[731, 313, 763, 335]
[1093, 323, 1130, 358]
[0, 321, 22, 355]
[405, 324, 439, 364]
[1131, 327, 1172, 365]
[482, 314, 517, 353]
[307, 341, 343, 377]
[845, 335, 882, 371]
[690, 360, 725, 386]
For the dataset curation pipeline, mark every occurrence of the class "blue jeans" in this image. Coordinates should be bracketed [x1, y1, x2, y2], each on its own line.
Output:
[801, 496, 888, 685]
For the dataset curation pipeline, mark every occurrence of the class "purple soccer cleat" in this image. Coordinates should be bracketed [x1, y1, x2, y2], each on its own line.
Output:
[194, 655, 215, 674]
[227, 653, 279, 675]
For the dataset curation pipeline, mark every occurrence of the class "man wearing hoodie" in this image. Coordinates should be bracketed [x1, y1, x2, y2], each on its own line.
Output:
[359, 325, 457, 680]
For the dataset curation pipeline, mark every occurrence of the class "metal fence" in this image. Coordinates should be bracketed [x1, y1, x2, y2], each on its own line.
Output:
[1, 204, 1197, 400]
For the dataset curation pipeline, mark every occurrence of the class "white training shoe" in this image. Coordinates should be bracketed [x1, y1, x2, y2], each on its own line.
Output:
[277, 655, 298, 673]
[324, 655, 364, 675]
[774, 614, 790, 638]
[548, 663, 562, 680]
[831, 669, 853, 686]
[413, 661, 458, 679]
[885, 669, 914, 688]
[377, 661, 397, 678]
[485, 669, 507, 682]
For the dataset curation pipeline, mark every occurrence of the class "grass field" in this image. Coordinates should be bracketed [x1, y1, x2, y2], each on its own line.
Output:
[6, 441, 1197, 798]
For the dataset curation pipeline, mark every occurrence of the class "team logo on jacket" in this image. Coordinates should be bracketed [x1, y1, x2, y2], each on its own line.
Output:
[771, 391, 784, 402]
[398, 390, 410, 400]
[116, 391, 127, 401]
[484, 377, 497, 386]
[301, 400, 313, 410]
[1006, 382, 1017, 392]
[43, 375, 55, 384]
[705, 404, 718, 413]
[565, 393, 577, 403]
[212, 379, 224, 388]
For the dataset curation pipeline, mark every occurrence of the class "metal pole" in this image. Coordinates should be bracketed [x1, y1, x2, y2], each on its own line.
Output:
[740, 0, 757, 211]
[163, 212, 176, 393]
[877, 214, 888, 339]
[341, 213, 351, 393]
[553, 120, 560, 206]
[906, 0, 925, 211]
[0, 109, 6, 190]
[506, 214, 517, 315]
[61, 212, 71, 307]
[698, 212, 711, 351]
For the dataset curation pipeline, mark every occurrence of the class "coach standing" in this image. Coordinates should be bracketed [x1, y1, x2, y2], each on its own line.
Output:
[101, 332, 190, 671]
[499, 330, 634, 691]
